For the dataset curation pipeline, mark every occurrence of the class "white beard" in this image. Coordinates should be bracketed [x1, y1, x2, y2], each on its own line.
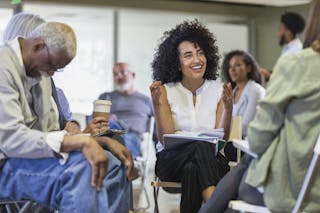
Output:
[115, 81, 134, 92]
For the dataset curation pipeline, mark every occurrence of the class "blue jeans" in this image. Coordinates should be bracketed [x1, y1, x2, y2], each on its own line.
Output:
[110, 120, 141, 158]
[0, 151, 130, 213]
[122, 133, 141, 158]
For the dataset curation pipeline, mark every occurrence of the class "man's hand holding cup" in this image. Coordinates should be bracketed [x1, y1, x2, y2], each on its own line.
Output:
[84, 100, 112, 135]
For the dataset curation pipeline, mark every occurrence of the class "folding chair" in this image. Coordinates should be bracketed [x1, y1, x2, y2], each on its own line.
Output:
[229, 133, 320, 213]
[0, 199, 57, 213]
[151, 176, 181, 213]
[134, 117, 155, 212]
[227, 116, 243, 167]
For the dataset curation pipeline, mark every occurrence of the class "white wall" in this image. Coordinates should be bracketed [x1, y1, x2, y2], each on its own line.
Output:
[0, 8, 14, 44]
[22, 3, 249, 115]
[24, 3, 114, 114]
[118, 9, 249, 95]
[207, 23, 248, 57]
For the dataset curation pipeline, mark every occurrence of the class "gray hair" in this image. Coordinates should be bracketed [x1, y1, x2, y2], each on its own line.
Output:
[28, 22, 77, 59]
[3, 12, 45, 42]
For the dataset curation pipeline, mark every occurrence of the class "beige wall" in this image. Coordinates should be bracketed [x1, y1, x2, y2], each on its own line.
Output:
[28, 0, 309, 69]
[252, 4, 309, 69]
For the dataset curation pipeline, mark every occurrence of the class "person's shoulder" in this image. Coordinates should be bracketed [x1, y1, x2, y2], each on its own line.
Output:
[0, 45, 19, 81]
[134, 91, 150, 100]
[280, 48, 315, 62]
[205, 79, 223, 90]
[297, 48, 319, 60]
[247, 80, 265, 97]
[163, 82, 178, 88]
[98, 91, 115, 100]
[248, 80, 263, 89]
[0, 44, 15, 68]
[279, 48, 318, 71]
[0, 45, 8, 58]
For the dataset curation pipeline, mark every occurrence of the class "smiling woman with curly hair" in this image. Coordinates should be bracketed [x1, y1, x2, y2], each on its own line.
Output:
[150, 20, 232, 213]
[152, 20, 219, 83]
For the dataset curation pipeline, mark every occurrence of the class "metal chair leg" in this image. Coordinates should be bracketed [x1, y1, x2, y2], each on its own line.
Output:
[135, 176, 151, 212]
[153, 184, 160, 213]
[19, 201, 33, 213]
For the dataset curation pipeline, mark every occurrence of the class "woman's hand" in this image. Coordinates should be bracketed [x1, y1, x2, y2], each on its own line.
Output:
[83, 117, 109, 135]
[222, 83, 233, 110]
[150, 81, 163, 106]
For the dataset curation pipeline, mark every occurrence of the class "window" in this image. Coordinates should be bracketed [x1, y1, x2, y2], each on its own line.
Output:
[0, 8, 14, 44]
[24, 3, 114, 114]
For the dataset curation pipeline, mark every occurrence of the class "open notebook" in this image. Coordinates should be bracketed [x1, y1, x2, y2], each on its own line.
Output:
[163, 128, 224, 150]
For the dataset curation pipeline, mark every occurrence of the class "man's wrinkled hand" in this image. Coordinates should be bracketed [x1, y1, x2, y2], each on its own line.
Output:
[81, 137, 108, 191]
[101, 138, 134, 180]
[64, 121, 82, 135]
[83, 117, 109, 135]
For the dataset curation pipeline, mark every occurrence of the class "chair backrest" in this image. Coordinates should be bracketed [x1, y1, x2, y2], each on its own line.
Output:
[138, 116, 155, 162]
[292, 133, 320, 213]
[229, 116, 243, 163]
[228, 116, 242, 141]
[134, 116, 155, 181]
[133, 116, 155, 211]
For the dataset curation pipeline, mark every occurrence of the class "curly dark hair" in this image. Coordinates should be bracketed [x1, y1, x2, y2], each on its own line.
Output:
[151, 20, 219, 83]
[221, 50, 262, 88]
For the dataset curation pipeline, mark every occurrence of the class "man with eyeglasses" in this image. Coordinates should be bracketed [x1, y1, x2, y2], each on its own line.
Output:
[98, 62, 154, 159]
[0, 22, 132, 212]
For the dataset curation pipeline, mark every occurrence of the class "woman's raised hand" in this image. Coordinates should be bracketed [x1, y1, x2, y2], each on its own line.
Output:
[150, 81, 163, 106]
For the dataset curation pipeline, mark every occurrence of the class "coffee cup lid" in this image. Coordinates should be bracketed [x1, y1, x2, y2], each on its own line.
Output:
[93, 100, 112, 105]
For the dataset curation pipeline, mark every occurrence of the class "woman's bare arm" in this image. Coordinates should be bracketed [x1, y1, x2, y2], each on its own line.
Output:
[150, 81, 175, 144]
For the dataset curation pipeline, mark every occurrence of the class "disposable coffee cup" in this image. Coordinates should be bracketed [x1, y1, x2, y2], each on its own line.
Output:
[93, 100, 112, 121]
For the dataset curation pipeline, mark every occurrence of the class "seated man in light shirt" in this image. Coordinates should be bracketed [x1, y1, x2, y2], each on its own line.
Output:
[0, 21, 133, 213]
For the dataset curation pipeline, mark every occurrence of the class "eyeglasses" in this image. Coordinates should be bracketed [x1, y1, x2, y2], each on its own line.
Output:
[45, 44, 64, 72]
[113, 69, 130, 77]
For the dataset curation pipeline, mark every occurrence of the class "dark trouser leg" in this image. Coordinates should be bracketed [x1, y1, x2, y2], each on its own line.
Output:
[199, 154, 253, 213]
[156, 142, 229, 213]
[181, 143, 229, 213]
[223, 173, 265, 213]
[181, 161, 202, 213]
[237, 170, 265, 206]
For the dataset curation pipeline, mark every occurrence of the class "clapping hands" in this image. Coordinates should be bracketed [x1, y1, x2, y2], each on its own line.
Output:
[222, 83, 233, 109]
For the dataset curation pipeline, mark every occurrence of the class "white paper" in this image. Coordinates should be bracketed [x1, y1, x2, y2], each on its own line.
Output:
[163, 129, 223, 150]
